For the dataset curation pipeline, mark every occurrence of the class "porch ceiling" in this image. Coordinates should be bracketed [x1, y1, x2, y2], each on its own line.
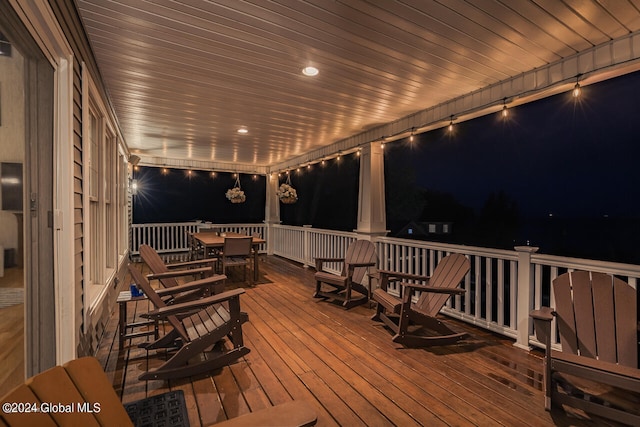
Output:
[75, 1, 640, 172]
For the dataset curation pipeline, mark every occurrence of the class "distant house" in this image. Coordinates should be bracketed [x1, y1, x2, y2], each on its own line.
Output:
[397, 221, 453, 239]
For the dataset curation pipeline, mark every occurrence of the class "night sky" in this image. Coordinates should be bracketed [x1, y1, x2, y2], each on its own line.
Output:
[387, 69, 640, 219]
[132, 169, 266, 224]
[133, 69, 640, 264]
[384, 69, 640, 263]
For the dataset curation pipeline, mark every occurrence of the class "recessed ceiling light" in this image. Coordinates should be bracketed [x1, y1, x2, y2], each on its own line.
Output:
[237, 127, 248, 134]
[302, 66, 319, 76]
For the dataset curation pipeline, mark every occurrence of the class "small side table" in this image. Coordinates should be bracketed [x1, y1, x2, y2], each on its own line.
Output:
[117, 291, 159, 348]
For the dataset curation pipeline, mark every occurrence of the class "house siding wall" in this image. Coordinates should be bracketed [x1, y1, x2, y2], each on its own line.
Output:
[47, 0, 127, 357]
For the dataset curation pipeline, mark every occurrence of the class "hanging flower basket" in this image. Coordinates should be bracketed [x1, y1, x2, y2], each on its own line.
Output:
[226, 176, 246, 203]
[277, 175, 298, 204]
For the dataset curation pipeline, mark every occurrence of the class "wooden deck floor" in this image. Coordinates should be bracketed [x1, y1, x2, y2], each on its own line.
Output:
[96, 256, 619, 427]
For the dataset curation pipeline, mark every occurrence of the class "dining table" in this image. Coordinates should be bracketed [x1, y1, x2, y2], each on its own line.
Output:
[191, 231, 266, 281]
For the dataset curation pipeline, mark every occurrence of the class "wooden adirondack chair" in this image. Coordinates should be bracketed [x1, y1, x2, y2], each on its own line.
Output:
[530, 271, 640, 425]
[0, 356, 317, 427]
[371, 253, 470, 347]
[313, 239, 377, 309]
[128, 264, 249, 380]
[139, 244, 224, 302]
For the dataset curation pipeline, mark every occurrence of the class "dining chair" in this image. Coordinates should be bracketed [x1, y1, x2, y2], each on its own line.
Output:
[186, 231, 204, 260]
[220, 236, 253, 285]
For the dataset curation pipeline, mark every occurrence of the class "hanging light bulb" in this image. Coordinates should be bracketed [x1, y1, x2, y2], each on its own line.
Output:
[409, 127, 415, 142]
[502, 102, 509, 118]
[572, 75, 582, 98]
[448, 116, 454, 132]
[572, 81, 581, 98]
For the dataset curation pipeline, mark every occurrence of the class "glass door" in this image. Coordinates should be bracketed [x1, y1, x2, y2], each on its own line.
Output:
[0, 3, 55, 394]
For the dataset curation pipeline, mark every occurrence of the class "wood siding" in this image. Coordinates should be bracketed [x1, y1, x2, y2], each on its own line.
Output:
[47, 0, 126, 357]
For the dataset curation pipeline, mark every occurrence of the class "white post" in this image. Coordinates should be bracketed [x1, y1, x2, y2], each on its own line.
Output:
[264, 173, 280, 255]
[355, 142, 387, 238]
[513, 245, 539, 350]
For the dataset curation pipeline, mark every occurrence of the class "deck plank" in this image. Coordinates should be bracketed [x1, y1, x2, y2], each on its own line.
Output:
[97, 256, 614, 426]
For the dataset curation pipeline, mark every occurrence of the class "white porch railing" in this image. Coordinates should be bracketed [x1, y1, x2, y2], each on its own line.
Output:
[130, 222, 268, 254]
[130, 222, 640, 350]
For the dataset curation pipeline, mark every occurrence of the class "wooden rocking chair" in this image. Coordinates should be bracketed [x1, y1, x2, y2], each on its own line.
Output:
[128, 264, 249, 380]
[371, 253, 470, 347]
[139, 244, 224, 302]
[313, 239, 377, 309]
[530, 271, 640, 425]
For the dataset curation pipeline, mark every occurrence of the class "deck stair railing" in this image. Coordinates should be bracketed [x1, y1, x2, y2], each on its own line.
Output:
[130, 222, 640, 350]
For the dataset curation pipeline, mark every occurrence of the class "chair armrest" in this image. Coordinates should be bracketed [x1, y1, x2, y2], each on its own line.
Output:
[315, 257, 344, 263]
[315, 257, 344, 270]
[155, 274, 227, 297]
[530, 306, 554, 349]
[144, 288, 245, 319]
[166, 259, 217, 269]
[348, 261, 377, 268]
[212, 400, 317, 427]
[530, 306, 555, 322]
[399, 282, 465, 295]
[378, 269, 431, 283]
[147, 266, 212, 280]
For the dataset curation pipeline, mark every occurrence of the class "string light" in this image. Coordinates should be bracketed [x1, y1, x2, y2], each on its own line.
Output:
[409, 127, 415, 142]
[572, 81, 581, 97]
[448, 116, 454, 132]
[501, 99, 509, 118]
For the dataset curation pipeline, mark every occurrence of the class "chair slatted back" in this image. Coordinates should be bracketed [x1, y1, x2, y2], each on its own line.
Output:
[415, 253, 470, 317]
[183, 304, 231, 342]
[1, 357, 133, 427]
[139, 244, 180, 288]
[127, 264, 190, 342]
[553, 271, 637, 367]
[344, 240, 377, 284]
[223, 237, 253, 258]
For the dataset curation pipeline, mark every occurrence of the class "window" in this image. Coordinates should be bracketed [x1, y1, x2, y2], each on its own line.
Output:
[88, 107, 102, 286]
[84, 73, 121, 309]
[105, 129, 115, 269]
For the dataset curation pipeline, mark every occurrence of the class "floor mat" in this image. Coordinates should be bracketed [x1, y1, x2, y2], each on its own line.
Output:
[124, 390, 190, 427]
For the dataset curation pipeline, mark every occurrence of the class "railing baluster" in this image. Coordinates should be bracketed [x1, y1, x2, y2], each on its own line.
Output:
[129, 222, 639, 349]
